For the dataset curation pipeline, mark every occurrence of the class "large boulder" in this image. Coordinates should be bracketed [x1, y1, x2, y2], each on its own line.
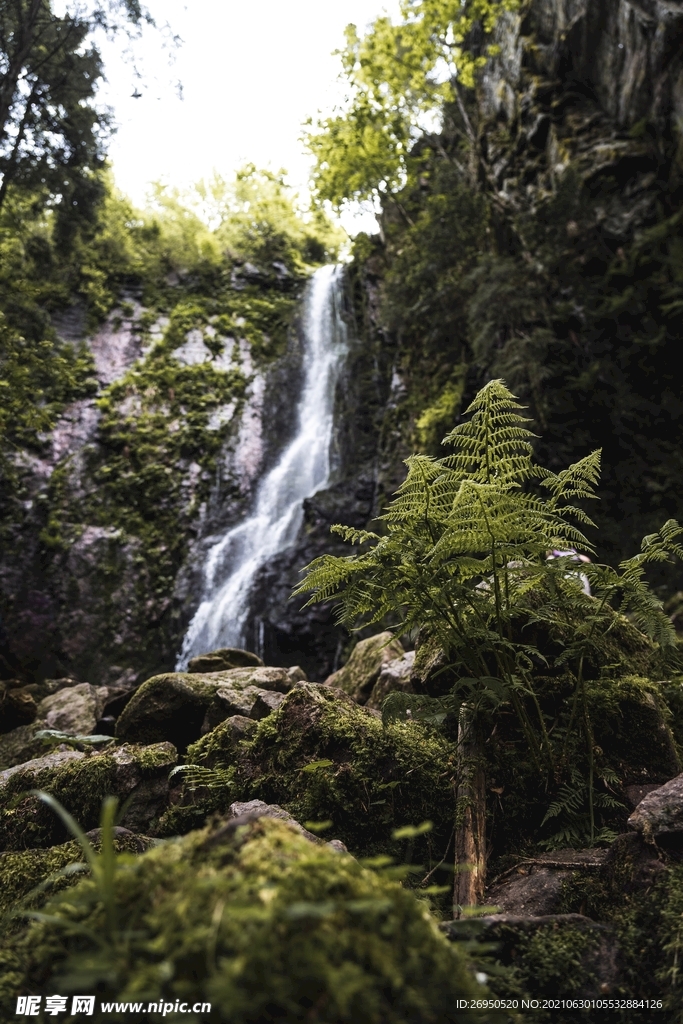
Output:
[324, 632, 405, 703]
[164, 681, 457, 861]
[116, 667, 297, 750]
[0, 742, 176, 849]
[187, 647, 264, 673]
[628, 773, 683, 836]
[0, 816, 486, 1021]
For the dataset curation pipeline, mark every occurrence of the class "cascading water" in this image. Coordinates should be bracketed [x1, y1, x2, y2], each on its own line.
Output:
[176, 264, 348, 668]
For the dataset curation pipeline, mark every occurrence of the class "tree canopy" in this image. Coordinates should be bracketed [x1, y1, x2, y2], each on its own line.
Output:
[305, 0, 519, 211]
[0, 0, 151, 216]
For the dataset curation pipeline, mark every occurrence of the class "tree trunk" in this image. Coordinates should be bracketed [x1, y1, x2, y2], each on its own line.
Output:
[453, 706, 487, 917]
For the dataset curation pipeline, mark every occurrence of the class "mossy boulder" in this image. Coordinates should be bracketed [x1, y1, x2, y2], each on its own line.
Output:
[0, 830, 154, 919]
[166, 682, 457, 863]
[0, 742, 176, 849]
[0, 816, 490, 1023]
[324, 632, 405, 703]
[187, 647, 264, 672]
[116, 667, 294, 750]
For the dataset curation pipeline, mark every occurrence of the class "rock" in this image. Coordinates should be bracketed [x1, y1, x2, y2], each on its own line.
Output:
[118, 667, 295, 750]
[0, 816, 485, 1018]
[286, 665, 308, 684]
[116, 672, 225, 750]
[36, 682, 103, 736]
[0, 748, 85, 791]
[187, 648, 264, 673]
[366, 650, 415, 710]
[201, 684, 266, 732]
[217, 799, 348, 853]
[324, 633, 405, 704]
[443, 913, 621, 999]
[484, 849, 608, 917]
[225, 799, 323, 844]
[0, 741, 177, 849]
[628, 772, 683, 836]
[178, 680, 458, 860]
[250, 690, 286, 720]
[0, 685, 37, 734]
[0, 724, 45, 769]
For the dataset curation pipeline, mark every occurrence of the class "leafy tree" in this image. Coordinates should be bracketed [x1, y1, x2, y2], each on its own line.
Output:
[306, 0, 519, 211]
[0, 0, 151, 216]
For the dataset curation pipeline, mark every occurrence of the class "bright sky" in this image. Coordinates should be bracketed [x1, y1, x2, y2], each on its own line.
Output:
[97, 0, 402, 233]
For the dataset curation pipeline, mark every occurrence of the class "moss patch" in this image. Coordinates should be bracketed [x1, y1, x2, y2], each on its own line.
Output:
[0, 816, 489, 1023]
[163, 683, 457, 866]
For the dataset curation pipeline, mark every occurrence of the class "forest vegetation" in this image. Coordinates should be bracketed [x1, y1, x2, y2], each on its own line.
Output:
[2, 0, 683, 1021]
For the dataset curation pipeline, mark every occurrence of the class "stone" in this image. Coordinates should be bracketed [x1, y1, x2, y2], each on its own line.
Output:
[118, 667, 295, 750]
[250, 690, 286, 720]
[366, 650, 415, 710]
[324, 633, 405, 704]
[483, 849, 609, 917]
[201, 685, 265, 732]
[0, 742, 177, 848]
[187, 648, 264, 673]
[207, 800, 348, 853]
[0, 685, 37, 734]
[443, 913, 621, 999]
[116, 672, 227, 751]
[628, 772, 683, 836]
[0, 749, 85, 791]
[36, 682, 103, 736]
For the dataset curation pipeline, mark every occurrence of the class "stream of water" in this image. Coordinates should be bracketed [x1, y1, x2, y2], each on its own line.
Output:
[176, 264, 348, 668]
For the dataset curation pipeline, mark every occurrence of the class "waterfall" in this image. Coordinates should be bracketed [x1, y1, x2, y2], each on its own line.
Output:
[176, 264, 348, 668]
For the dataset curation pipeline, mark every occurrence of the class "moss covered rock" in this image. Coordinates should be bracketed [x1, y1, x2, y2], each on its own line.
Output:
[117, 668, 294, 750]
[0, 830, 154, 920]
[0, 742, 176, 849]
[164, 682, 457, 864]
[0, 816, 490, 1023]
[324, 633, 405, 703]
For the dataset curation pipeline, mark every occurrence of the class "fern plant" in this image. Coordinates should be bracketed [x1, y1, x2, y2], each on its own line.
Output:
[296, 379, 682, 845]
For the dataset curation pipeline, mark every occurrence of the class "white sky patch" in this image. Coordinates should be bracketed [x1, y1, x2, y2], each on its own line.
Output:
[93, 0, 402, 236]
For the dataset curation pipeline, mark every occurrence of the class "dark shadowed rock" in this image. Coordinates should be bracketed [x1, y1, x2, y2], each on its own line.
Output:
[324, 633, 405, 704]
[484, 849, 608, 917]
[628, 772, 683, 835]
[187, 648, 264, 673]
[443, 913, 622, 998]
[0, 685, 37, 734]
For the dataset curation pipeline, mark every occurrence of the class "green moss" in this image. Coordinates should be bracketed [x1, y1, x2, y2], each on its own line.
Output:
[167, 684, 457, 867]
[0, 744, 174, 850]
[0, 816, 490, 1023]
[0, 831, 152, 921]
